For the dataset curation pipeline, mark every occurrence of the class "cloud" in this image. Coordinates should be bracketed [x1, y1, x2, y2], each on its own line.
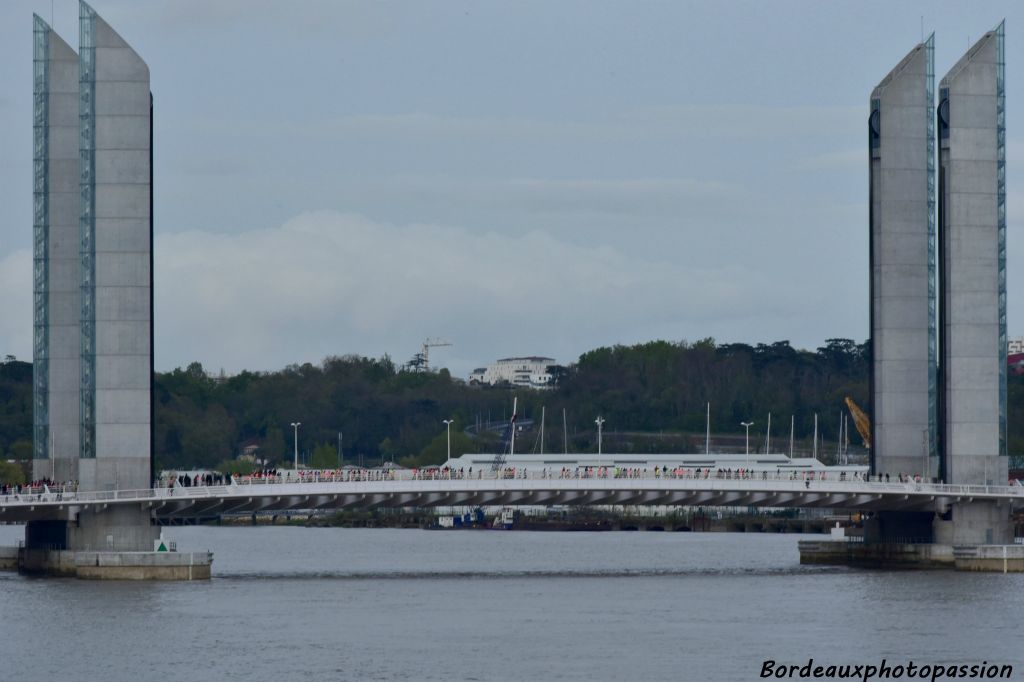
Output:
[352, 176, 737, 221]
[154, 211, 822, 375]
[0, 211, 863, 376]
[501, 178, 734, 215]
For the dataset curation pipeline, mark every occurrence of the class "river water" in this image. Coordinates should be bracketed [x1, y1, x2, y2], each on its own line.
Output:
[0, 524, 1021, 682]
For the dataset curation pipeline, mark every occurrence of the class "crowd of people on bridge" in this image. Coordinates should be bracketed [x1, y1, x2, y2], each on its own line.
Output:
[4, 463, 1022, 507]
[168, 472, 231, 488]
[2, 467, 919, 497]
[220, 465, 884, 484]
[1, 477, 77, 497]
[227, 468, 399, 485]
[8, 460, 1016, 505]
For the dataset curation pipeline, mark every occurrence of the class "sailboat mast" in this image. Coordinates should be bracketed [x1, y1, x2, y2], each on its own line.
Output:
[813, 414, 818, 460]
[509, 397, 518, 457]
[789, 415, 794, 458]
[539, 406, 545, 455]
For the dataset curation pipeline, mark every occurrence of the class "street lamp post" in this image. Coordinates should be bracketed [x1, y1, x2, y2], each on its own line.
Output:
[338, 431, 343, 468]
[443, 419, 454, 462]
[290, 422, 301, 471]
[740, 421, 754, 469]
[595, 417, 606, 456]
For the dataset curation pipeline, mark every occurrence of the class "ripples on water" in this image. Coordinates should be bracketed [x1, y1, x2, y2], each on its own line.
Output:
[0, 525, 1021, 682]
[221, 566, 847, 581]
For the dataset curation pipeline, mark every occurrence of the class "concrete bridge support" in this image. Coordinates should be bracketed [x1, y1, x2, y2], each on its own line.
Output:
[12, 3, 211, 579]
[944, 501, 1012, 547]
[864, 504, 1011, 547]
[810, 25, 1023, 572]
[68, 507, 160, 552]
[19, 507, 210, 579]
[803, 501, 1020, 571]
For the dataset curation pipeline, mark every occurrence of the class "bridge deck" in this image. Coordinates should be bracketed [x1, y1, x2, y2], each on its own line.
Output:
[2, 472, 1022, 522]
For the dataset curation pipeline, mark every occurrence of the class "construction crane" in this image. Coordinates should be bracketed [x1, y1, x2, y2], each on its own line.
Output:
[844, 397, 872, 450]
[404, 337, 453, 372]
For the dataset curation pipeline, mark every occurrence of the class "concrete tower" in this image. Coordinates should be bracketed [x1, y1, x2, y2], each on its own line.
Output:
[938, 23, 1007, 489]
[869, 36, 936, 482]
[78, 1, 154, 494]
[32, 16, 81, 484]
[936, 22, 1009, 546]
[26, 3, 157, 554]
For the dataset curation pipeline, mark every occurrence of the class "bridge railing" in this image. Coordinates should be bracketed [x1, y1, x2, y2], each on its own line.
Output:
[0, 485, 232, 506]
[215, 468, 901, 486]
[218, 468, 1024, 495]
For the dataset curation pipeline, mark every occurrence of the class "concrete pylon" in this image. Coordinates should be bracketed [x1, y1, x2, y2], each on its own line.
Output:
[25, 2, 159, 563]
[869, 36, 937, 484]
[937, 22, 1011, 547]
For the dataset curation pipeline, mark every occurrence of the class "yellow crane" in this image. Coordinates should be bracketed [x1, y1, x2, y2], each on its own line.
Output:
[844, 397, 871, 450]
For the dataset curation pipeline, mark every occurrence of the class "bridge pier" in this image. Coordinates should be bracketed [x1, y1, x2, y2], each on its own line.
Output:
[15, 508, 211, 580]
[801, 501, 1022, 572]
[943, 501, 1012, 546]
[66, 507, 160, 551]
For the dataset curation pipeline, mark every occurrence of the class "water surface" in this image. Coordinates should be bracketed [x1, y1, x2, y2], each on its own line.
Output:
[0, 525, 1020, 681]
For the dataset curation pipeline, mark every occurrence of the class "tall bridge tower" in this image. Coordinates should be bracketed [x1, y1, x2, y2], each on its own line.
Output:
[869, 24, 1011, 548]
[29, 1, 158, 555]
[869, 35, 937, 484]
[937, 23, 1010, 545]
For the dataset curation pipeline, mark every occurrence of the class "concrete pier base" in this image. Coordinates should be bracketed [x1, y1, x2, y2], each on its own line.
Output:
[953, 544, 1024, 572]
[804, 502, 1020, 571]
[799, 540, 954, 569]
[799, 540, 1024, 572]
[12, 507, 212, 579]
[9, 547, 213, 580]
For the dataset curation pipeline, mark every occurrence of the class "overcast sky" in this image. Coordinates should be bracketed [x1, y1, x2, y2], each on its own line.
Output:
[1, 1, 1022, 376]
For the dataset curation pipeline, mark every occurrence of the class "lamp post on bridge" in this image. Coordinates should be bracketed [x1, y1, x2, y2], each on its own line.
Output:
[741, 421, 754, 470]
[290, 422, 301, 471]
[595, 417, 605, 456]
[443, 419, 454, 462]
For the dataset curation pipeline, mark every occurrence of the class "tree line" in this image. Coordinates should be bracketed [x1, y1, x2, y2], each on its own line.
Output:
[2, 337, 1022, 480]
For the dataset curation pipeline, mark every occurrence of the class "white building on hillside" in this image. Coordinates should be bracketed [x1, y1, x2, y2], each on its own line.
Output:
[469, 357, 556, 389]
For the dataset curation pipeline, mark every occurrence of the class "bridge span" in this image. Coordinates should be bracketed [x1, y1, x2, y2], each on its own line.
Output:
[3, 472, 1023, 523]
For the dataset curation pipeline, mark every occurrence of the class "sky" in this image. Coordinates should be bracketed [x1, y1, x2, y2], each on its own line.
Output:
[0, 0, 1022, 377]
